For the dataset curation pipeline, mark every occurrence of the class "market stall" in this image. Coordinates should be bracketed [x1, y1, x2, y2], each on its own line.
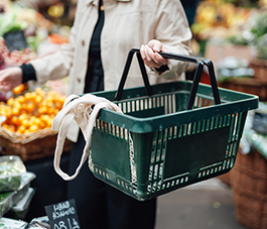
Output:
[192, 0, 267, 99]
[192, 1, 267, 228]
[0, 0, 266, 228]
[0, 0, 73, 225]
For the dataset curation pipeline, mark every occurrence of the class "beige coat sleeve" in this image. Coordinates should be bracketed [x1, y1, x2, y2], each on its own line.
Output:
[154, 0, 192, 79]
[27, 0, 84, 84]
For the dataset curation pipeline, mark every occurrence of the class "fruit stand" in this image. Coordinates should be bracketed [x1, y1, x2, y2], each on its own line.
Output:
[192, 1, 267, 229]
[0, 0, 74, 223]
[0, 0, 72, 159]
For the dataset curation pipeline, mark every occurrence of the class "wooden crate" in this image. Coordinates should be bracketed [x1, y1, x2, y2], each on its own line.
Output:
[0, 127, 72, 161]
[218, 78, 267, 101]
[231, 150, 267, 229]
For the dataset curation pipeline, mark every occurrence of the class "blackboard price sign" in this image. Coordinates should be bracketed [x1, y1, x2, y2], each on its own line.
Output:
[3, 31, 28, 51]
[45, 199, 80, 229]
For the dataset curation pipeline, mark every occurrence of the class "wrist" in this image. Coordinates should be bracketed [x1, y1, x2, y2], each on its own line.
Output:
[154, 65, 169, 73]
[20, 64, 37, 83]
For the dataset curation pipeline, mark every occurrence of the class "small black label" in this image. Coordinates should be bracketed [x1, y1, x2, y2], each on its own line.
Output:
[44, 199, 80, 229]
[3, 31, 28, 51]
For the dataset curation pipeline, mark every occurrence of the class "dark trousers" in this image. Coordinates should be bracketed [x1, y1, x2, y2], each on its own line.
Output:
[67, 53, 156, 229]
[67, 131, 157, 229]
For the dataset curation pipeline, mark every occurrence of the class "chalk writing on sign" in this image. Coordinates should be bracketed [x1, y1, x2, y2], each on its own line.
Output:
[45, 199, 80, 229]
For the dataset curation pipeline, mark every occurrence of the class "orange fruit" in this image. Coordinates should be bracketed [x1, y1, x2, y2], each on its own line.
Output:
[29, 124, 39, 132]
[12, 107, 20, 116]
[7, 97, 15, 106]
[47, 107, 55, 115]
[46, 118, 53, 127]
[17, 96, 25, 104]
[38, 120, 46, 129]
[26, 103, 35, 113]
[32, 117, 45, 129]
[55, 101, 63, 109]
[35, 87, 44, 95]
[17, 125, 26, 134]
[37, 106, 48, 115]
[52, 108, 60, 115]
[11, 116, 21, 126]
[18, 113, 28, 122]
[35, 95, 43, 104]
[40, 114, 50, 124]
[46, 101, 54, 107]
[21, 119, 30, 128]
[13, 84, 25, 95]
[24, 92, 31, 101]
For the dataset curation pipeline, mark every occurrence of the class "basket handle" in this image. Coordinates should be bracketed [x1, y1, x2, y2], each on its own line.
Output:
[115, 49, 221, 110]
[115, 48, 153, 101]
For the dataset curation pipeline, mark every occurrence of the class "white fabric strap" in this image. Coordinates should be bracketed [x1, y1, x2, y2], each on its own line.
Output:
[52, 94, 123, 181]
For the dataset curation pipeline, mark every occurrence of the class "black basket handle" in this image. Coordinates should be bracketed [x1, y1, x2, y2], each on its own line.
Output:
[115, 49, 221, 110]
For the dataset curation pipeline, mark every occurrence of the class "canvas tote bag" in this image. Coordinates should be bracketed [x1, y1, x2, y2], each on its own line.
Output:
[51, 94, 123, 181]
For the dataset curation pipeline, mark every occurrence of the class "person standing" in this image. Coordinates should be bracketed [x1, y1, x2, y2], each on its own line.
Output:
[0, 0, 192, 228]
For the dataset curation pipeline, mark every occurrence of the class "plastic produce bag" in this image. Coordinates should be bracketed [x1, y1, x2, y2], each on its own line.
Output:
[0, 172, 36, 218]
[24, 216, 51, 229]
[0, 155, 26, 192]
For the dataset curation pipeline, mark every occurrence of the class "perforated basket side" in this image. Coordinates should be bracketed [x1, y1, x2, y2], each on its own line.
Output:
[90, 86, 252, 201]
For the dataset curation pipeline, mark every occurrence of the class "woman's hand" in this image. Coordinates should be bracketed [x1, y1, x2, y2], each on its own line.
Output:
[0, 67, 23, 94]
[140, 39, 169, 69]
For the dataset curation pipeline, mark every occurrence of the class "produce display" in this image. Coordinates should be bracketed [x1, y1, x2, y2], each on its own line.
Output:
[0, 37, 36, 69]
[6, 187, 35, 220]
[192, 0, 252, 40]
[0, 0, 71, 135]
[0, 171, 36, 219]
[0, 9, 52, 70]
[191, 0, 267, 89]
[0, 217, 27, 228]
[0, 1, 70, 104]
[0, 87, 65, 134]
[0, 156, 26, 193]
[192, 0, 267, 41]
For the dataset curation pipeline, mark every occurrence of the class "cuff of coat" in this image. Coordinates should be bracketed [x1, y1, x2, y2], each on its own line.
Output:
[155, 65, 169, 73]
[20, 64, 37, 83]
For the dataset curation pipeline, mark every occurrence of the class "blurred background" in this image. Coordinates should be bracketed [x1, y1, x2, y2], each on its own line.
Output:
[0, 0, 267, 228]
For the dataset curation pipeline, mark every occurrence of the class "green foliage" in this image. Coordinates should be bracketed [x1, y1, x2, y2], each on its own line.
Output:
[0, 158, 22, 193]
[227, 34, 249, 46]
[0, 12, 26, 37]
[255, 34, 267, 60]
[0, 176, 20, 193]
[26, 36, 39, 51]
[250, 13, 267, 38]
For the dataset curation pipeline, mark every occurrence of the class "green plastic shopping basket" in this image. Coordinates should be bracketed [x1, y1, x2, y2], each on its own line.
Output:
[89, 49, 258, 201]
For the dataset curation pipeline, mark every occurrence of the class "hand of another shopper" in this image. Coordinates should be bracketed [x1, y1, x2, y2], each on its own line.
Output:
[140, 39, 169, 69]
[0, 67, 23, 94]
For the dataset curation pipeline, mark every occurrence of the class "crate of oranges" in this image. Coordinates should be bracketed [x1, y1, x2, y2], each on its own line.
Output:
[0, 85, 72, 161]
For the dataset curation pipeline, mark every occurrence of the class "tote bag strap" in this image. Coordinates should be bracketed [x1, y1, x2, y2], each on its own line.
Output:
[52, 94, 123, 181]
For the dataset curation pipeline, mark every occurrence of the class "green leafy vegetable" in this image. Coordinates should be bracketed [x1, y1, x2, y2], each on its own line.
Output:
[0, 191, 12, 202]
[250, 13, 267, 39]
[0, 156, 26, 193]
[0, 12, 25, 37]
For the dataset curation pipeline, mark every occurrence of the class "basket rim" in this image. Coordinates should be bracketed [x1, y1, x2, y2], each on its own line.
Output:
[92, 81, 259, 102]
[91, 81, 258, 133]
